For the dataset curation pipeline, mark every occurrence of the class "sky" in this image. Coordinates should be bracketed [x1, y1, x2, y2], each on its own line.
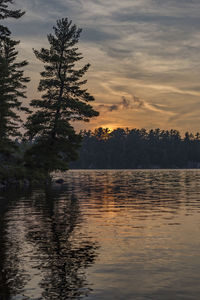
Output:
[7, 0, 200, 133]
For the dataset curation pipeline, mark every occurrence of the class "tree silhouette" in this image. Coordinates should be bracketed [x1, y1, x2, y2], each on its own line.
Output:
[70, 127, 200, 169]
[0, 35, 29, 160]
[25, 18, 99, 176]
[0, 0, 25, 36]
[0, 1, 29, 174]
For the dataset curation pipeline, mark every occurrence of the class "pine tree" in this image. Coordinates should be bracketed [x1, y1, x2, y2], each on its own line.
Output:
[25, 18, 99, 175]
[0, 0, 25, 36]
[0, 34, 29, 160]
[0, 0, 28, 165]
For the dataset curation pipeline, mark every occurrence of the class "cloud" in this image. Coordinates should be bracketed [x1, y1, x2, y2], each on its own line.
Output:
[131, 95, 175, 115]
[5, 0, 200, 133]
[82, 28, 120, 43]
[97, 96, 131, 112]
[108, 105, 119, 112]
[98, 95, 174, 116]
[132, 95, 144, 108]
[121, 97, 130, 109]
[98, 104, 118, 112]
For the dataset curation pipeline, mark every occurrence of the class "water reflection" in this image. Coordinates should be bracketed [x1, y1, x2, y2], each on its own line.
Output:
[63, 170, 200, 215]
[0, 186, 98, 299]
[1, 170, 200, 299]
[62, 170, 200, 300]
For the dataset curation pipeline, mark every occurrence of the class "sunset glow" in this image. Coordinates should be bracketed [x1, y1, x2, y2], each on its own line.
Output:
[9, 0, 200, 133]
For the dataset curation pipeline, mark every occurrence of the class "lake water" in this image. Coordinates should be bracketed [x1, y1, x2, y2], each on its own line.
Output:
[1, 170, 200, 299]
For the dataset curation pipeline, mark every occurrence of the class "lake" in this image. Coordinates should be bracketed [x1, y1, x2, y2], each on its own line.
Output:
[1, 170, 200, 299]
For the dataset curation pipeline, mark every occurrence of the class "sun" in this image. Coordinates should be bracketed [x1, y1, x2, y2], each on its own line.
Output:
[102, 125, 116, 132]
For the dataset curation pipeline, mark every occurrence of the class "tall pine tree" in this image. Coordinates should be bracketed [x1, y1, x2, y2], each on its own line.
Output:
[25, 18, 99, 175]
[0, 35, 29, 159]
[0, 1, 28, 164]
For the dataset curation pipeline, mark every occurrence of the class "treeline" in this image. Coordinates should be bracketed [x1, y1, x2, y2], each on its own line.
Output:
[70, 128, 200, 169]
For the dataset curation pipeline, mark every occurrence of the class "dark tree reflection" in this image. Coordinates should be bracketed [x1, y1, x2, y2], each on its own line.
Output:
[0, 189, 32, 299]
[0, 195, 11, 300]
[0, 186, 99, 299]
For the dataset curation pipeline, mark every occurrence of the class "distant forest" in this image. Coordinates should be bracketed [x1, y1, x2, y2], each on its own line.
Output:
[70, 128, 200, 169]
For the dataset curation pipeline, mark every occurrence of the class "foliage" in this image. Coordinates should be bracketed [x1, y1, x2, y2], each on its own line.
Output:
[0, 0, 25, 36]
[25, 18, 99, 175]
[0, 0, 29, 168]
[0, 35, 29, 156]
[70, 128, 200, 169]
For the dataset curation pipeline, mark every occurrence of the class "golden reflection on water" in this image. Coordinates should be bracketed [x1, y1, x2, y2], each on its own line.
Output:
[1, 170, 200, 299]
